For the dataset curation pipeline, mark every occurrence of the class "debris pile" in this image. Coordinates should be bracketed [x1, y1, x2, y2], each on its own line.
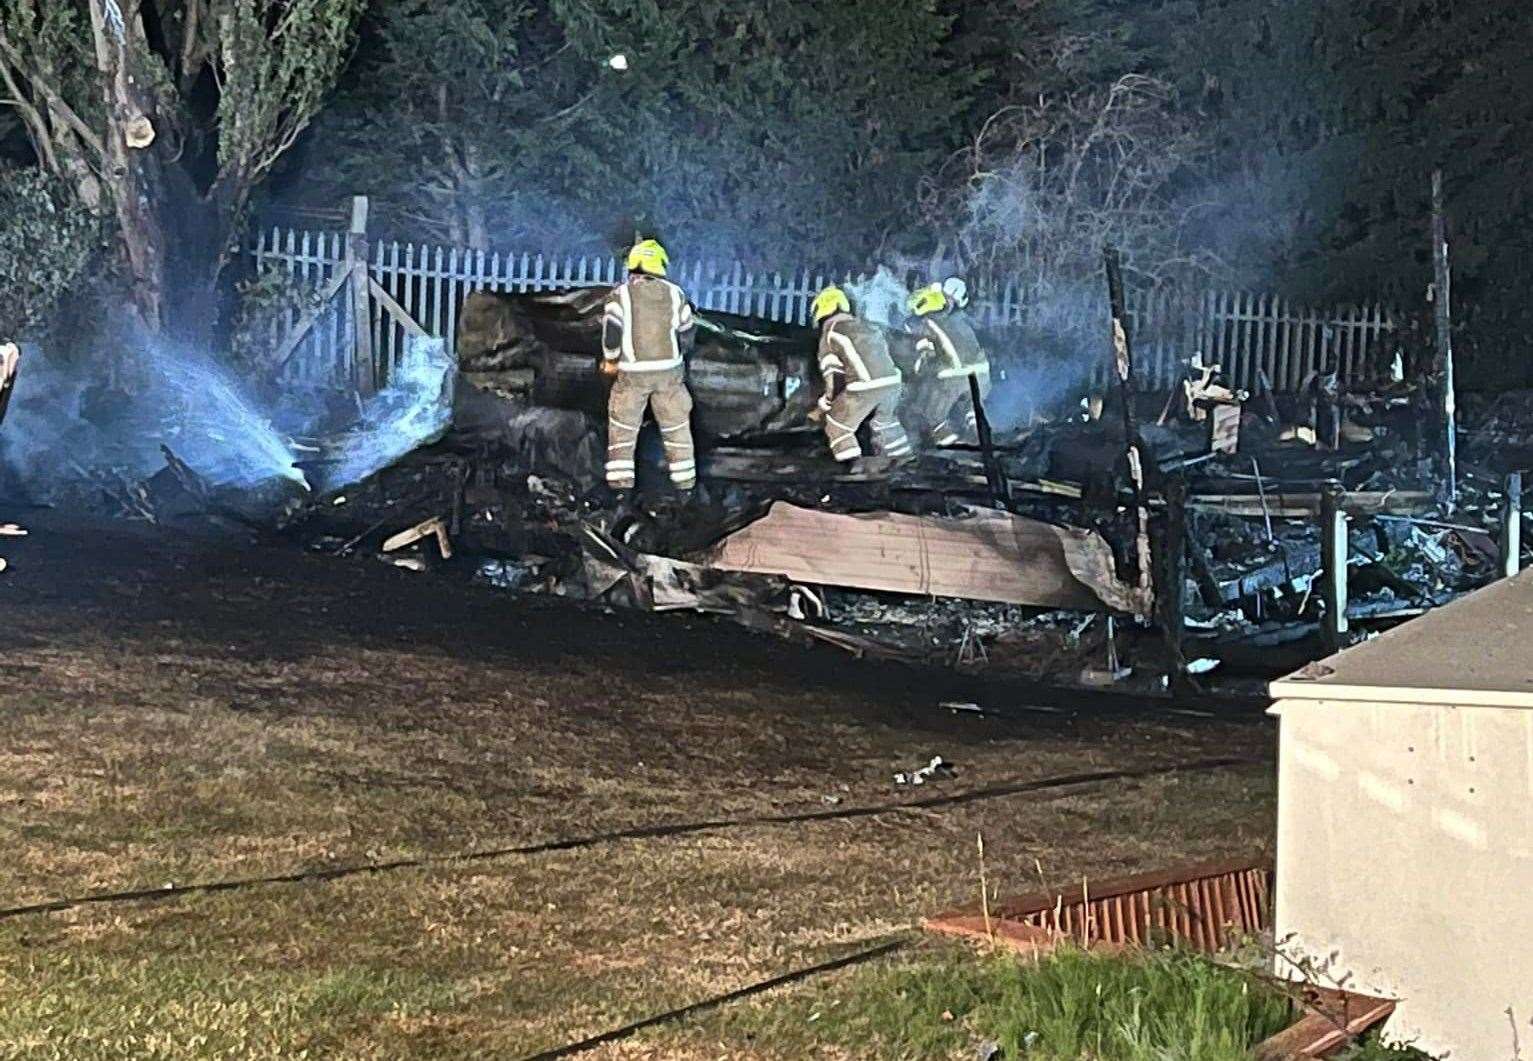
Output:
[6, 286, 1529, 691]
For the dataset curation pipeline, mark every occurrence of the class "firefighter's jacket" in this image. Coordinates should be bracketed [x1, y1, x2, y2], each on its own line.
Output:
[912, 310, 991, 380]
[602, 275, 695, 372]
[817, 314, 902, 397]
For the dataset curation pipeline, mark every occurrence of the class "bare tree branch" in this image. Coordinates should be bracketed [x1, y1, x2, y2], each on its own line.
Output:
[0, 30, 106, 159]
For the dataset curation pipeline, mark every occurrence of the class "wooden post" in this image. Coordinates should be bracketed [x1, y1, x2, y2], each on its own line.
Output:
[1320, 480, 1349, 654]
[1430, 170, 1457, 507]
[1104, 246, 1154, 614]
[1158, 476, 1192, 692]
[347, 195, 376, 394]
[1501, 472, 1522, 579]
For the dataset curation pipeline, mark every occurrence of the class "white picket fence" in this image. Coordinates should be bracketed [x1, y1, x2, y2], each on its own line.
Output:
[250, 220, 1400, 395]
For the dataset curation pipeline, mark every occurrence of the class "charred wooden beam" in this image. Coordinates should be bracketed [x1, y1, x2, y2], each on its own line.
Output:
[969, 372, 1013, 511]
[1103, 246, 1153, 614]
[1182, 519, 1228, 609]
[1157, 476, 1193, 692]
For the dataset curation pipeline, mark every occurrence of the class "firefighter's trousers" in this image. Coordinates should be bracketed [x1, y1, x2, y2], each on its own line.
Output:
[606, 367, 696, 490]
[919, 370, 992, 446]
[823, 382, 911, 462]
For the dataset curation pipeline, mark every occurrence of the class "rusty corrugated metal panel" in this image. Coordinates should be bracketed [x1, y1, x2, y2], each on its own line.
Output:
[704, 502, 1147, 613]
[925, 857, 1272, 956]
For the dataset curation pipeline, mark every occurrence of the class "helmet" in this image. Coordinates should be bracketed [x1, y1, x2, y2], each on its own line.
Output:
[811, 285, 851, 324]
[625, 239, 669, 276]
[941, 277, 969, 308]
[907, 283, 947, 317]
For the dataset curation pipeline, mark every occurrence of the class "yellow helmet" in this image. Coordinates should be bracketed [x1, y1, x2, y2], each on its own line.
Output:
[625, 239, 669, 276]
[907, 283, 948, 317]
[811, 285, 850, 324]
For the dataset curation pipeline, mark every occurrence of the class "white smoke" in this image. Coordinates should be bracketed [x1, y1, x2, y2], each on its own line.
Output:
[845, 267, 910, 328]
[0, 340, 304, 493]
[0, 333, 455, 507]
[313, 336, 454, 492]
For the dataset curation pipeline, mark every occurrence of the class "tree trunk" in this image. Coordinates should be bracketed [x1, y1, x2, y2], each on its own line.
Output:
[87, 0, 170, 336]
[464, 200, 489, 252]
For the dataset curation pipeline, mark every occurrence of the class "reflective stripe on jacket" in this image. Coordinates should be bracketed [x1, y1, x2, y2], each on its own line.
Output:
[603, 275, 695, 372]
[818, 315, 902, 392]
[914, 310, 991, 379]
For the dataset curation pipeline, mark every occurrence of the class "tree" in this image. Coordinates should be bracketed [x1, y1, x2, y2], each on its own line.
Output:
[922, 74, 1209, 287]
[0, 0, 364, 342]
[308, 0, 605, 251]
[1179, 0, 1533, 382]
[0, 166, 101, 336]
[302, 0, 972, 267]
[554, 0, 974, 264]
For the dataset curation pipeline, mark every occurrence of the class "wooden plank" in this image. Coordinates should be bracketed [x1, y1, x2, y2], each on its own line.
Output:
[370, 240, 386, 382]
[1214, 292, 1226, 383]
[1265, 295, 1281, 391]
[431, 245, 446, 337]
[288, 227, 304, 361]
[368, 278, 427, 339]
[404, 242, 419, 356]
[1188, 490, 1433, 518]
[707, 502, 1140, 611]
[269, 265, 352, 372]
[1265, 294, 1280, 390]
[330, 233, 345, 383]
[1337, 302, 1354, 382]
[1276, 297, 1293, 393]
[1195, 290, 1210, 370]
[446, 245, 461, 359]
[1238, 289, 1250, 389]
[1220, 291, 1236, 387]
[383, 240, 401, 369]
[1305, 303, 1322, 390]
[1288, 303, 1305, 392]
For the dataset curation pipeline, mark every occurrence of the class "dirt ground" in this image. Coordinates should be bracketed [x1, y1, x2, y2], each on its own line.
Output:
[0, 510, 1277, 1058]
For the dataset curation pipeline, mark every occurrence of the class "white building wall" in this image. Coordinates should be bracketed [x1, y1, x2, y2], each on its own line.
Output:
[1274, 696, 1533, 1060]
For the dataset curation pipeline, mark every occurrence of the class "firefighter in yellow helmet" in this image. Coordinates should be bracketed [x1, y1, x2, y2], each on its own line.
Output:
[906, 277, 991, 447]
[601, 239, 697, 491]
[810, 286, 911, 465]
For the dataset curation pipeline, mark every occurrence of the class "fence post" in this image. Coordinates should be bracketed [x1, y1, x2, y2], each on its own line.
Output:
[1321, 481, 1349, 654]
[1158, 475, 1192, 693]
[1431, 169, 1458, 508]
[346, 195, 376, 394]
[1501, 472, 1522, 579]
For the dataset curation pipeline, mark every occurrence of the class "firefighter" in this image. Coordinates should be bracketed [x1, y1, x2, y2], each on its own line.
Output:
[906, 278, 992, 446]
[810, 286, 911, 464]
[601, 240, 697, 491]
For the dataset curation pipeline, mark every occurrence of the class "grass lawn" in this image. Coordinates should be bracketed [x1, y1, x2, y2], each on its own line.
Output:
[648, 940, 1436, 1061]
[0, 516, 1278, 1055]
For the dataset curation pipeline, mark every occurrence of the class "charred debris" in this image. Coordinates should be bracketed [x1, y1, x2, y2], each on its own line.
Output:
[17, 279, 1529, 695]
